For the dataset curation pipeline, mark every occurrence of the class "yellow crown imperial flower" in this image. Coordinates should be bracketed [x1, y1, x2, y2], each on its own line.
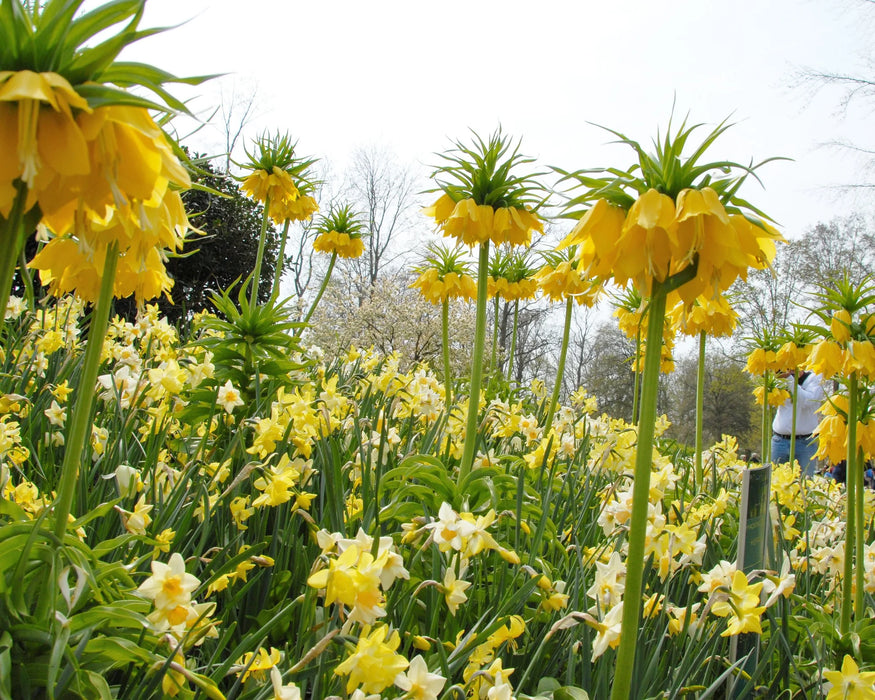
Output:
[535, 254, 602, 306]
[806, 339, 847, 379]
[669, 293, 737, 337]
[425, 129, 545, 249]
[312, 205, 365, 259]
[831, 308, 853, 344]
[557, 115, 784, 301]
[239, 133, 319, 224]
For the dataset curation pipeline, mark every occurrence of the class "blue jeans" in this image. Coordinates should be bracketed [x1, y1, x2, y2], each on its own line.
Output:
[771, 434, 818, 477]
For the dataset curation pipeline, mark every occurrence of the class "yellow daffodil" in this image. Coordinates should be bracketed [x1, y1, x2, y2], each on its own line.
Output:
[710, 570, 766, 636]
[236, 647, 281, 684]
[823, 655, 875, 700]
[334, 625, 408, 695]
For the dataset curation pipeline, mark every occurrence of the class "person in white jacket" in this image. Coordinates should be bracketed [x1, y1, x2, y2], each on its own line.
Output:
[771, 370, 825, 477]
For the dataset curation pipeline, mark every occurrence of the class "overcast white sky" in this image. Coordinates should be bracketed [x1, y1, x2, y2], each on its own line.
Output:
[124, 0, 875, 239]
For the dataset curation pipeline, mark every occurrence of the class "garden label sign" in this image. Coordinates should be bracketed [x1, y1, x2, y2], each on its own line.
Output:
[731, 463, 772, 698]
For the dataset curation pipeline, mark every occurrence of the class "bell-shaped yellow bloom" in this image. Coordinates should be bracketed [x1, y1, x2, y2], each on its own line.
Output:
[30, 188, 188, 304]
[0, 70, 91, 204]
[669, 294, 737, 337]
[674, 187, 730, 263]
[615, 189, 677, 291]
[745, 347, 780, 375]
[858, 420, 875, 460]
[493, 206, 543, 247]
[428, 196, 542, 248]
[242, 167, 298, 206]
[313, 230, 365, 259]
[831, 309, 853, 344]
[488, 276, 538, 301]
[806, 340, 846, 379]
[775, 342, 810, 373]
[535, 261, 600, 305]
[814, 413, 847, 465]
[271, 193, 318, 223]
[844, 339, 875, 379]
[422, 193, 456, 224]
[441, 198, 494, 246]
[564, 199, 626, 281]
[410, 268, 477, 304]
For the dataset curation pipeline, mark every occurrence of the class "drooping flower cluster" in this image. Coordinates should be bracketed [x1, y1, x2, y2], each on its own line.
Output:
[411, 243, 477, 304]
[424, 129, 544, 248]
[559, 118, 784, 303]
[240, 133, 318, 224]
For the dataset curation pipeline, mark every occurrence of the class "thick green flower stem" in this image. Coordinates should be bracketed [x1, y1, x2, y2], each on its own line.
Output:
[545, 297, 573, 432]
[442, 298, 452, 406]
[270, 219, 292, 300]
[489, 297, 500, 379]
[18, 246, 35, 311]
[760, 375, 770, 464]
[632, 329, 642, 424]
[249, 193, 271, 306]
[508, 299, 519, 382]
[694, 330, 706, 485]
[458, 242, 490, 484]
[789, 372, 799, 469]
[303, 253, 337, 325]
[840, 374, 859, 634]
[0, 184, 33, 330]
[611, 285, 668, 700]
[53, 242, 119, 540]
[855, 443, 865, 618]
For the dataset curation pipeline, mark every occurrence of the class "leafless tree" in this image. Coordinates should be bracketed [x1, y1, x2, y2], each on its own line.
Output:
[218, 81, 258, 174]
[562, 304, 601, 398]
[338, 146, 424, 303]
[793, 1, 875, 191]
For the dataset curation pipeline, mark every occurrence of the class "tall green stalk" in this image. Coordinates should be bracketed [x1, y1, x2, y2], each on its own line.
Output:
[544, 297, 573, 432]
[458, 242, 490, 484]
[761, 374, 770, 464]
[0, 184, 36, 329]
[53, 242, 119, 540]
[303, 253, 337, 325]
[249, 193, 271, 306]
[840, 374, 858, 634]
[631, 328, 642, 424]
[442, 298, 452, 406]
[270, 219, 292, 300]
[694, 330, 705, 485]
[507, 299, 519, 382]
[855, 443, 865, 618]
[489, 297, 500, 380]
[789, 371, 799, 470]
[611, 283, 668, 700]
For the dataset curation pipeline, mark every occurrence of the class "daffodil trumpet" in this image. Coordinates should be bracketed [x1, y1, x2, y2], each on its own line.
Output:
[52, 241, 119, 540]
